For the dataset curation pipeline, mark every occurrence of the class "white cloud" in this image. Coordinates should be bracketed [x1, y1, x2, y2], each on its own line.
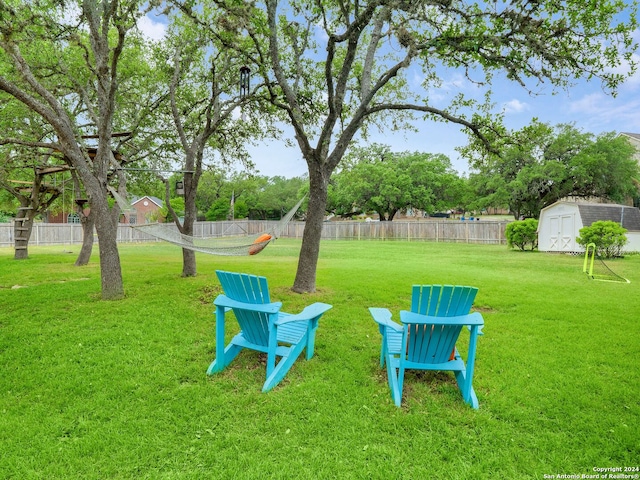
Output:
[567, 92, 640, 132]
[440, 73, 468, 91]
[502, 99, 530, 114]
[314, 23, 330, 43]
[138, 15, 166, 41]
[568, 93, 607, 115]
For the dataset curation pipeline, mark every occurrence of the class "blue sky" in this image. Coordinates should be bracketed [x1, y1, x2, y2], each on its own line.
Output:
[139, 12, 640, 178]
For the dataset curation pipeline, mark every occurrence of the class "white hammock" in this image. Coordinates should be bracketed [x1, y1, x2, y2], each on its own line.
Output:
[131, 196, 305, 256]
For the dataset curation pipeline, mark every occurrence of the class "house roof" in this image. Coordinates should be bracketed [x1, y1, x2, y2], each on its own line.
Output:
[620, 132, 640, 141]
[131, 195, 163, 208]
[577, 203, 640, 231]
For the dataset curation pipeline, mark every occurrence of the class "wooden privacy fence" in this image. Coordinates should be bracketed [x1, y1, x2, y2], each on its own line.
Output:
[0, 220, 509, 248]
[314, 220, 508, 244]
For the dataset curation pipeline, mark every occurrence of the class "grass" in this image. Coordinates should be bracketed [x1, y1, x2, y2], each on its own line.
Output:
[0, 239, 638, 479]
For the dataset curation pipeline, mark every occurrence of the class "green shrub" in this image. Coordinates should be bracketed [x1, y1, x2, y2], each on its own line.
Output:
[577, 220, 627, 258]
[506, 218, 539, 251]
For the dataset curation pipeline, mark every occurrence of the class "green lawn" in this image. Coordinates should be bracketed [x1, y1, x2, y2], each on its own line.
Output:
[0, 240, 638, 479]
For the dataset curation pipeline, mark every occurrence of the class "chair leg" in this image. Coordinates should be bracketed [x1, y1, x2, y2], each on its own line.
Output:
[386, 356, 403, 407]
[380, 333, 387, 368]
[266, 327, 278, 377]
[262, 341, 307, 392]
[454, 369, 479, 409]
[458, 325, 480, 408]
[207, 343, 243, 375]
[305, 324, 317, 360]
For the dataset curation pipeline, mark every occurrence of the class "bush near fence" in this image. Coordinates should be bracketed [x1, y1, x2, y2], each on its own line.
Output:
[0, 220, 509, 247]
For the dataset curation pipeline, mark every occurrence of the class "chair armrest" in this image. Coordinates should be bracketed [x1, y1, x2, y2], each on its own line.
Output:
[275, 303, 333, 325]
[369, 307, 403, 332]
[468, 324, 485, 335]
[214, 294, 282, 314]
[213, 306, 232, 316]
[400, 310, 484, 327]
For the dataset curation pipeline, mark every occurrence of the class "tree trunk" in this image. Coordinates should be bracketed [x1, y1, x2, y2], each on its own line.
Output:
[182, 248, 197, 277]
[180, 172, 198, 277]
[13, 208, 33, 260]
[92, 200, 124, 300]
[180, 207, 197, 277]
[75, 209, 95, 266]
[292, 168, 329, 293]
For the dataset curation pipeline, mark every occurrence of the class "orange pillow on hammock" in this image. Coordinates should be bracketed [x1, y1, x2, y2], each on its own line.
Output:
[248, 234, 272, 255]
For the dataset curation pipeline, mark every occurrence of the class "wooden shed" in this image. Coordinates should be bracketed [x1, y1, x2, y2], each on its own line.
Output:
[538, 201, 640, 253]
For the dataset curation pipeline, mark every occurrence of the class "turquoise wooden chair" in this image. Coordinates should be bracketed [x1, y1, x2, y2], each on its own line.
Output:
[207, 270, 332, 392]
[369, 285, 484, 408]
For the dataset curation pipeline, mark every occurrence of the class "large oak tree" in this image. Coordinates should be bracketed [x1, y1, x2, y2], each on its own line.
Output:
[0, 0, 155, 299]
[155, 10, 272, 277]
[207, 0, 637, 292]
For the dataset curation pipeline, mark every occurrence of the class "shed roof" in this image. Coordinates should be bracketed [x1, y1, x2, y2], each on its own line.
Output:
[577, 203, 640, 231]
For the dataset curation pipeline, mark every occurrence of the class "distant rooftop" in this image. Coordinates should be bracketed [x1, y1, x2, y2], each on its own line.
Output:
[620, 132, 640, 141]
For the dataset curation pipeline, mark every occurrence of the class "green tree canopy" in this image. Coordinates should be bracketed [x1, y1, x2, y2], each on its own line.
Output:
[198, 171, 307, 220]
[465, 122, 640, 219]
[332, 145, 466, 220]
[252, 175, 307, 220]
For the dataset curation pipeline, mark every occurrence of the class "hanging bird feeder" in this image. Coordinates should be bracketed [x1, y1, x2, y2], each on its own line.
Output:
[175, 180, 184, 196]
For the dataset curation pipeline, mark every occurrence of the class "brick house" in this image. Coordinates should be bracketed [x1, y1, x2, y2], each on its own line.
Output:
[45, 196, 163, 224]
[124, 196, 163, 224]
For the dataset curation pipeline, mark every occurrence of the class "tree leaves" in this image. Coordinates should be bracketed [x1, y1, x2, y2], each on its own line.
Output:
[468, 122, 640, 219]
[331, 144, 465, 220]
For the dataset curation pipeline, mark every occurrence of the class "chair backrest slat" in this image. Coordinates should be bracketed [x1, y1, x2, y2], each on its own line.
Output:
[219, 270, 271, 304]
[217, 270, 272, 346]
[412, 285, 477, 317]
[406, 285, 477, 364]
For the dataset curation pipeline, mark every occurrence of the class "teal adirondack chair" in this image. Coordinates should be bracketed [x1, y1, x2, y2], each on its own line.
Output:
[369, 285, 484, 408]
[207, 270, 332, 392]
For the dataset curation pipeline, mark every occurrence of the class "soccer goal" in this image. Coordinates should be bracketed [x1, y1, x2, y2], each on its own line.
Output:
[582, 243, 630, 284]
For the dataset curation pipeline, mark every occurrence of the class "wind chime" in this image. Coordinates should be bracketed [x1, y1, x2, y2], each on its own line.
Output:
[240, 65, 250, 121]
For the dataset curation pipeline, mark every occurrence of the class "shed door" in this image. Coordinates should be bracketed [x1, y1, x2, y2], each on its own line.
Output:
[548, 214, 575, 251]
[548, 216, 559, 250]
[559, 215, 575, 251]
